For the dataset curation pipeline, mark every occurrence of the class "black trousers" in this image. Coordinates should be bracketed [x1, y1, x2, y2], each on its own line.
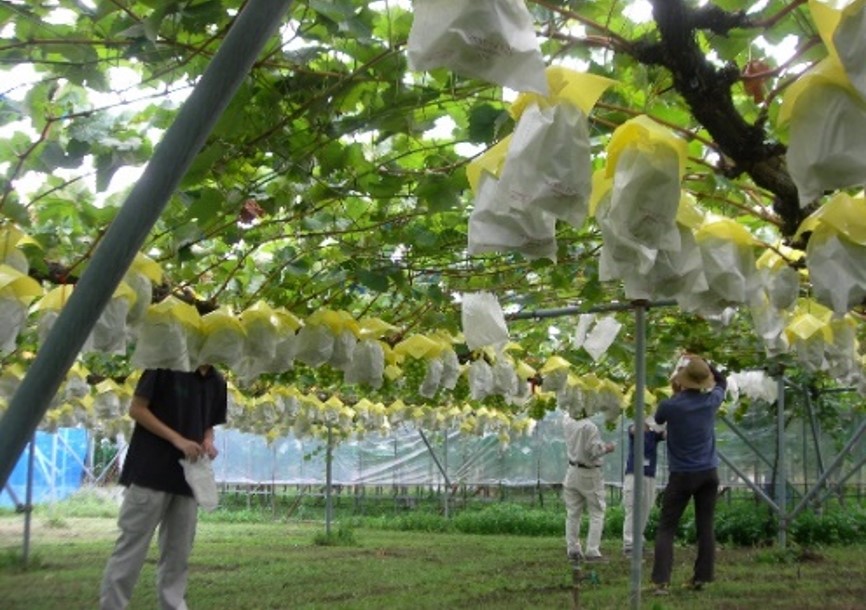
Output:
[651, 468, 719, 585]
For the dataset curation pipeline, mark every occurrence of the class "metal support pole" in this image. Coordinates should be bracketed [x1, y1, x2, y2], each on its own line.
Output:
[571, 562, 583, 609]
[55, 429, 92, 481]
[94, 451, 119, 486]
[271, 443, 277, 518]
[776, 375, 787, 549]
[720, 414, 775, 471]
[0, 0, 295, 489]
[325, 425, 333, 536]
[507, 299, 676, 321]
[718, 450, 780, 513]
[804, 389, 826, 482]
[817, 453, 866, 506]
[535, 419, 543, 506]
[789, 418, 866, 520]
[86, 432, 95, 484]
[418, 429, 452, 490]
[22, 433, 35, 565]
[721, 414, 800, 501]
[3, 483, 22, 508]
[443, 430, 450, 519]
[629, 301, 647, 610]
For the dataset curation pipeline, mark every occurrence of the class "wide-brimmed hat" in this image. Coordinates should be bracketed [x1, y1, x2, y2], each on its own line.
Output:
[672, 356, 714, 391]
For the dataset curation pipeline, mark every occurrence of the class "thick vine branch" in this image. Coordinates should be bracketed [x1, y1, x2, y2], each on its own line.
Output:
[639, 0, 805, 238]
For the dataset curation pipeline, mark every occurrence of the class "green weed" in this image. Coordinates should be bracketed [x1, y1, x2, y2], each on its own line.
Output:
[312, 524, 357, 546]
[0, 549, 46, 572]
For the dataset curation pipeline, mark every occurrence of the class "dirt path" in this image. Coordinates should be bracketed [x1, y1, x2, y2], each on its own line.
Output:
[0, 487, 123, 547]
[0, 515, 119, 547]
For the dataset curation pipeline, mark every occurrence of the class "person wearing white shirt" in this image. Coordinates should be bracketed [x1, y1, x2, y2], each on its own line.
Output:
[562, 409, 615, 563]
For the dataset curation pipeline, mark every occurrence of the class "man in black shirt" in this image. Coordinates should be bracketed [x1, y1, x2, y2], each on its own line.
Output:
[100, 365, 227, 610]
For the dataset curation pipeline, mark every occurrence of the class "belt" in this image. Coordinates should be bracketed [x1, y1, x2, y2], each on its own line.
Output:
[568, 460, 599, 469]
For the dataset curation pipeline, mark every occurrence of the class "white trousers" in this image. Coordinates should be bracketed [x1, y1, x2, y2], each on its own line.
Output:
[621, 473, 657, 551]
[563, 467, 606, 557]
[100, 485, 198, 610]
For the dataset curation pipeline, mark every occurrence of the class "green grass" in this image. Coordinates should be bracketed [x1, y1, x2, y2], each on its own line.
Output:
[1, 515, 865, 609]
[2, 489, 864, 608]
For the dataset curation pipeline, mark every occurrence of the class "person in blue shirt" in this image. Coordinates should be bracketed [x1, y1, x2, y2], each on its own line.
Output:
[650, 354, 727, 595]
[621, 417, 666, 557]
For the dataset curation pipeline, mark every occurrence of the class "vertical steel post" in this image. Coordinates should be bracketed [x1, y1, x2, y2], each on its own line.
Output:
[630, 301, 647, 610]
[443, 430, 450, 519]
[0, 0, 295, 489]
[776, 374, 787, 549]
[22, 433, 35, 566]
[804, 389, 826, 484]
[325, 424, 333, 536]
[535, 419, 543, 506]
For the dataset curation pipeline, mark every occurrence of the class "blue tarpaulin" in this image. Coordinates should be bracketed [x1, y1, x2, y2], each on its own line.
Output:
[0, 428, 89, 509]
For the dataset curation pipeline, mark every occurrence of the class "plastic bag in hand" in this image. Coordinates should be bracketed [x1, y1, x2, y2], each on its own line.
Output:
[179, 456, 219, 512]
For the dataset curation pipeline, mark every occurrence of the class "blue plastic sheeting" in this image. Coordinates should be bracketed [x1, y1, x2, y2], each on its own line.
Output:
[0, 428, 89, 508]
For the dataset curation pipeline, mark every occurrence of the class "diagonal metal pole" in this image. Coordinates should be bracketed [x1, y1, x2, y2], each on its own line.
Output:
[718, 450, 780, 513]
[788, 418, 866, 521]
[0, 0, 294, 489]
[720, 414, 775, 471]
[720, 414, 801, 500]
[817, 453, 866, 505]
[418, 429, 452, 490]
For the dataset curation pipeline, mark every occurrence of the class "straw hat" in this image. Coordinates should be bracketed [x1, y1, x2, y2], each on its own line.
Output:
[672, 356, 714, 391]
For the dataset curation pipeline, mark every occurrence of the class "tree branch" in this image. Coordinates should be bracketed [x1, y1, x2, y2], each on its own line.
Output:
[646, 0, 805, 237]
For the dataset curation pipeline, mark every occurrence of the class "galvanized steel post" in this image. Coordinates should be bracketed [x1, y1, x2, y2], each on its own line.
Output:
[629, 301, 647, 609]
